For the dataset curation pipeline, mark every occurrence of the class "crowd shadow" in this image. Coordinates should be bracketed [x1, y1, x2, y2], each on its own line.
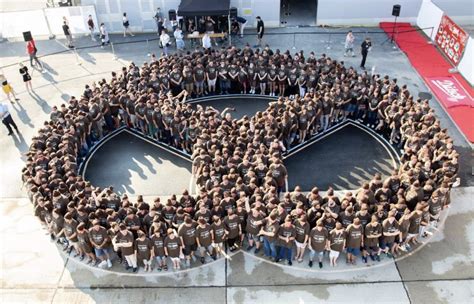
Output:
[83, 130, 192, 196]
[28, 90, 52, 113]
[11, 131, 29, 156]
[285, 124, 396, 191]
[11, 101, 34, 128]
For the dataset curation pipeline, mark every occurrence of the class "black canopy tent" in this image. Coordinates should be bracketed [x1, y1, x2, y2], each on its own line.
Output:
[177, 0, 232, 45]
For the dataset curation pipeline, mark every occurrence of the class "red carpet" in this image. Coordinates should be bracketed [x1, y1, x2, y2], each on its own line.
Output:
[380, 22, 474, 143]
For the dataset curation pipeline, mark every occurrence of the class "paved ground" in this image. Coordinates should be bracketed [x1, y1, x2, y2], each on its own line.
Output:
[0, 27, 473, 303]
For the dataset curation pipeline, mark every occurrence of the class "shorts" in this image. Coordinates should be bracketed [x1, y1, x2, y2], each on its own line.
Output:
[142, 259, 152, 266]
[408, 233, 419, 239]
[329, 250, 340, 259]
[155, 256, 165, 264]
[94, 246, 112, 257]
[380, 241, 393, 250]
[170, 256, 180, 263]
[247, 233, 263, 242]
[195, 81, 204, 89]
[346, 247, 361, 256]
[208, 78, 217, 87]
[295, 241, 307, 249]
[183, 243, 198, 255]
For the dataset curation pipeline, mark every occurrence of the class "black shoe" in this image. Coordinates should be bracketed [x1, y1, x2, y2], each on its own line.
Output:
[133, 267, 138, 273]
[288, 260, 292, 266]
[125, 265, 132, 270]
[254, 248, 260, 254]
[200, 257, 205, 264]
[246, 245, 254, 251]
[50, 234, 55, 241]
[7, 132, 13, 136]
[308, 260, 313, 268]
[319, 262, 323, 268]
[212, 255, 217, 260]
[274, 258, 280, 263]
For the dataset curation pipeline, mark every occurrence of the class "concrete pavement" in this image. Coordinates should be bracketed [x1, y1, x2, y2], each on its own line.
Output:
[0, 27, 473, 303]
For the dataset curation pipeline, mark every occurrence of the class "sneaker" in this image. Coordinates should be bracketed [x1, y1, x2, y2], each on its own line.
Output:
[107, 260, 112, 268]
[274, 258, 280, 263]
[157, 266, 162, 271]
[246, 245, 254, 251]
[200, 257, 205, 264]
[319, 262, 323, 269]
[98, 260, 107, 268]
[133, 267, 138, 273]
[254, 248, 260, 255]
[288, 260, 292, 266]
[308, 260, 313, 267]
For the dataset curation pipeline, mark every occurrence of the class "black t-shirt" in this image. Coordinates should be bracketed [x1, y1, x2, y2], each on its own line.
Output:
[257, 20, 264, 35]
[62, 24, 70, 36]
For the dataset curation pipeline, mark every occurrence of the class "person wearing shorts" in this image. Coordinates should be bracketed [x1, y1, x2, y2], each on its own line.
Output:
[164, 228, 183, 271]
[294, 214, 310, 263]
[363, 215, 382, 262]
[329, 222, 346, 267]
[178, 216, 197, 268]
[135, 230, 153, 272]
[381, 210, 400, 258]
[206, 61, 218, 95]
[89, 219, 113, 269]
[346, 218, 363, 265]
[245, 208, 265, 254]
[309, 220, 329, 268]
[196, 218, 215, 263]
[151, 224, 167, 271]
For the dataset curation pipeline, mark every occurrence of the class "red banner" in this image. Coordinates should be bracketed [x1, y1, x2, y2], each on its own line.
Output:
[435, 15, 469, 65]
[427, 76, 474, 108]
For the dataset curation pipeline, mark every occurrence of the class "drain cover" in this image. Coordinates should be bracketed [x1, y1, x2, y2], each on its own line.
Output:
[419, 92, 433, 100]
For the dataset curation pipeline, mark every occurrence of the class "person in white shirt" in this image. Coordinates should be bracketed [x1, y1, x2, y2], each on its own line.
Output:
[344, 30, 355, 57]
[202, 33, 211, 50]
[100, 23, 110, 48]
[122, 13, 135, 37]
[0, 102, 19, 136]
[174, 28, 185, 51]
[160, 30, 171, 56]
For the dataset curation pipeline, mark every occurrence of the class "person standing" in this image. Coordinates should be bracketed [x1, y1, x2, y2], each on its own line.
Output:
[19, 63, 32, 92]
[0, 75, 19, 104]
[255, 16, 264, 47]
[344, 30, 355, 57]
[0, 101, 19, 136]
[88, 219, 113, 269]
[87, 15, 96, 41]
[26, 39, 43, 70]
[153, 7, 164, 36]
[159, 30, 171, 57]
[174, 27, 185, 52]
[62, 21, 74, 48]
[122, 13, 135, 37]
[235, 16, 247, 38]
[99, 23, 110, 48]
[202, 33, 211, 50]
[114, 224, 138, 272]
[360, 37, 372, 69]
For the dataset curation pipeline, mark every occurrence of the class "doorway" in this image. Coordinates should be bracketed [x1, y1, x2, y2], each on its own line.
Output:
[280, 0, 318, 27]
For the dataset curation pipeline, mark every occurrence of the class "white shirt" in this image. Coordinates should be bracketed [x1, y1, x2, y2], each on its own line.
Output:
[202, 35, 211, 49]
[160, 33, 170, 45]
[0, 103, 10, 119]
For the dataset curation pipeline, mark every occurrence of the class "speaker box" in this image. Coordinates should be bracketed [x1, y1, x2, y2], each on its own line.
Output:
[168, 9, 176, 21]
[392, 4, 401, 17]
[230, 7, 238, 18]
[23, 31, 33, 42]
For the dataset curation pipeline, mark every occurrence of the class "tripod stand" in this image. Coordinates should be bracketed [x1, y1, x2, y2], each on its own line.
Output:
[382, 15, 398, 49]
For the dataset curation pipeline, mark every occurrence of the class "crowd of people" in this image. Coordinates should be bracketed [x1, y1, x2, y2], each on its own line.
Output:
[23, 45, 459, 273]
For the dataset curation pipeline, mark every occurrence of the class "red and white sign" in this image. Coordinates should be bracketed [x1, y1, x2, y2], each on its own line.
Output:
[435, 15, 469, 65]
[427, 76, 474, 108]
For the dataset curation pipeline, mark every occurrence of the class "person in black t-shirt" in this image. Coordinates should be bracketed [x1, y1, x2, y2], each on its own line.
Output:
[360, 37, 372, 69]
[255, 16, 264, 47]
